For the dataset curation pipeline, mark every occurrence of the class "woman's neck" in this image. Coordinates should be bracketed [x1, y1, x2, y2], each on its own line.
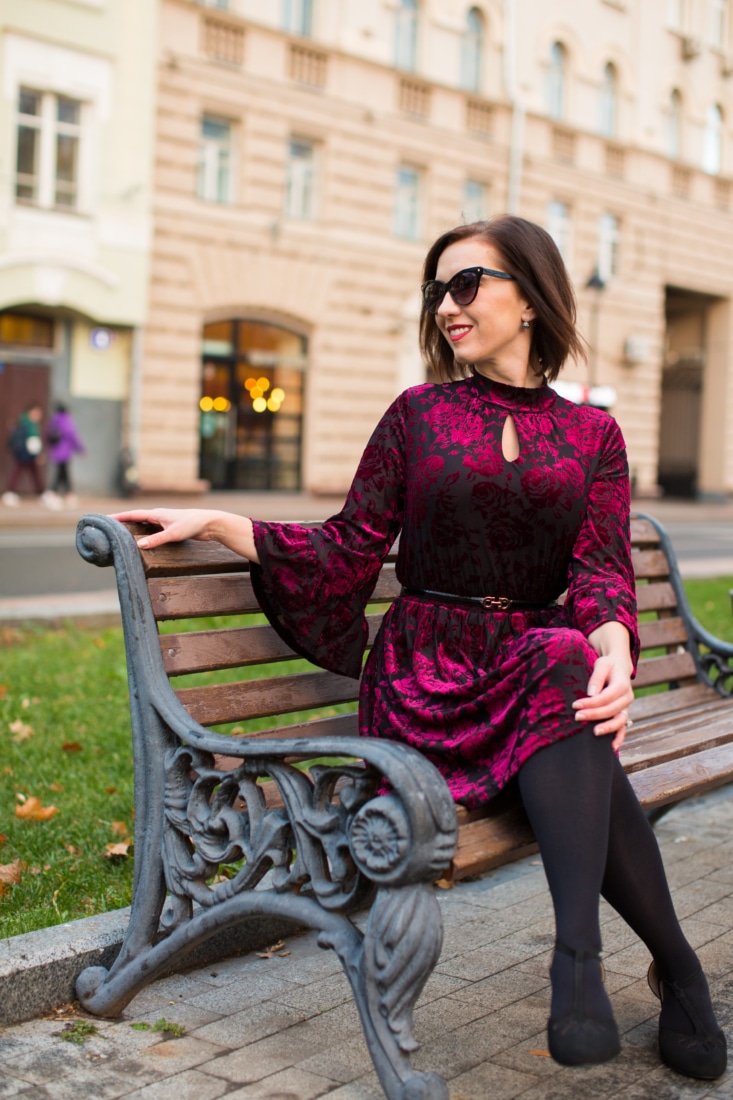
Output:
[473, 360, 543, 389]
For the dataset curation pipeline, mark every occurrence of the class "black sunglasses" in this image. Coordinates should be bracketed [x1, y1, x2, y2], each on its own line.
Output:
[421, 266, 516, 314]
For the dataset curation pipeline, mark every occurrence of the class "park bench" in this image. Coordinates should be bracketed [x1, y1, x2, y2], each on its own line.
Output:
[73, 511, 733, 1100]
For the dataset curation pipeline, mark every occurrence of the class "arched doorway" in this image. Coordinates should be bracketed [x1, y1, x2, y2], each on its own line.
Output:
[199, 318, 306, 490]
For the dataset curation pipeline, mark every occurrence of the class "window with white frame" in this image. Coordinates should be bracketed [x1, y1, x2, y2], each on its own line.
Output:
[462, 179, 488, 223]
[395, 0, 419, 72]
[460, 8, 484, 94]
[546, 42, 566, 122]
[283, 0, 313, 37]
[15, 87, 83, 209]
[598, 62, 617, 138]
[667, 88, 683, 159]
[668, 0, 684, 29]
[286, 137, 317, 218]
[711, 0, 728, 46]
[197, 115, 233, 203]
[394, 164, 422, 240]
[598, 213, 620, 282]
[546, 200, 571, 261]
[703, 103, 724, 174]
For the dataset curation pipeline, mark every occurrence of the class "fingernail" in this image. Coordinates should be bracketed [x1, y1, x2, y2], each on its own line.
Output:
[138, 538, 149, 548]
[587, 685, 599, 696]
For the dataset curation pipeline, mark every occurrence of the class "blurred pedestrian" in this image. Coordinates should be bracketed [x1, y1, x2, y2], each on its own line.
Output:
[44, 402, 86, 507]
[2, 403, 45, 507]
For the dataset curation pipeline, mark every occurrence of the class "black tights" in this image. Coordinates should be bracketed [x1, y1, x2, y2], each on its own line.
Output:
[518, 728, 698, 981]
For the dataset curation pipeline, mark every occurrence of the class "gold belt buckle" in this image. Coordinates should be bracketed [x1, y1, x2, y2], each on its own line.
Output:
[481, 595, 511, 611]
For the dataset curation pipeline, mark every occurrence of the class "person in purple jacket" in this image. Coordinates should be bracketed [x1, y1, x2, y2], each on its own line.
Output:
[45, 403, 85, 506]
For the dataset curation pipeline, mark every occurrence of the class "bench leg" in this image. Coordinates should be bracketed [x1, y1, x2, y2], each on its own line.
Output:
[322, 882, 449, 1100]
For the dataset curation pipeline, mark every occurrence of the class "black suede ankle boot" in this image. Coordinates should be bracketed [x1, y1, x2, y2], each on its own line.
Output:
[547, 943, 620, 1066]
[648, 962, 727, 1079]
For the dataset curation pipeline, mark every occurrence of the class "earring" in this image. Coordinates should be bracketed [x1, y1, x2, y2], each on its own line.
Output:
[521, 320, 530, 329]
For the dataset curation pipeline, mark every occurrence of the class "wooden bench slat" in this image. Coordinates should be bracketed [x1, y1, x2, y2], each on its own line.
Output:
[629, 682, 715, 720]
[636, 582, 677, 613]
[212, 712, 361, 747]
[620, 712, 733, 771]
[629, 517, 661, 544]
[627, 742, 733, 810]
[162, 614, 385, 675]
[627, 695, 729, 735]
[175, 669, 360, 726]
[632, 549, 671, 579]
[150, 574, 259, 619]
[638, 616, 688, 650]
[443, 804, 538, 882]
[632, 650, 698, 688]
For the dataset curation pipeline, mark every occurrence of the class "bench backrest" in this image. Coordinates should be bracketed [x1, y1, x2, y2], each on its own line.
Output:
[120, 512, 700, 742]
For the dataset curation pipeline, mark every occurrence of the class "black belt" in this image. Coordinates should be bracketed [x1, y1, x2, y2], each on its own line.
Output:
[401, 587, 557, 612]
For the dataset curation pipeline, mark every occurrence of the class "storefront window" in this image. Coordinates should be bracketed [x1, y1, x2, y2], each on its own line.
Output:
[199, 319, 306, 490]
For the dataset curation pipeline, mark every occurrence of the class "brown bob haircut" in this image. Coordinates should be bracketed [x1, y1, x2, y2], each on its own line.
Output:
[419, 216, 586, 383]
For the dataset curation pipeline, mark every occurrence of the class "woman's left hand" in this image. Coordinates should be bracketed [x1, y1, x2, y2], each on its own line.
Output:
[572, 622, 635, 751]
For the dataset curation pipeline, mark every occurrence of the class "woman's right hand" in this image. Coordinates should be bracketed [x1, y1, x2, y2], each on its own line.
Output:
[109, 508, 259, 562]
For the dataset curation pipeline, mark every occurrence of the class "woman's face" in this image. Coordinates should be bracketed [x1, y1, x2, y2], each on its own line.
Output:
[433, 237, 536, 381]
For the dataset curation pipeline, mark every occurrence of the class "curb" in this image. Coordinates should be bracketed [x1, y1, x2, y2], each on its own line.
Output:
[0, 906, 298, 1027]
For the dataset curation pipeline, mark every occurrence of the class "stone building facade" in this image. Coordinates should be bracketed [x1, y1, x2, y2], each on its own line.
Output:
[0, 0, 157, 495]
[132, 1, 733, 496]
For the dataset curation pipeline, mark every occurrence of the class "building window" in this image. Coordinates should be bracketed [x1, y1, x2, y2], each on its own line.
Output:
[703, 103, 723, 174]
[394, 164, 422, 240]
[668, 0, 684, 29]
[197, 0, 229, 8]
[546, 42, 566, 122]
[711, 0, 728, 46]
[598, 213, 620, 281]
[546, 200, 571, 261]
[283, 0, 313, 37]
[598, 62, 617, 138]
[395, 0, 419, 72]
[197, 116, 233, 203]
[286, 137, 317, 218]
[668, 89, 683, 159]
[461, 8, 483, 93]
[15, 88, 83, 210]
[463, 179, 488, 223]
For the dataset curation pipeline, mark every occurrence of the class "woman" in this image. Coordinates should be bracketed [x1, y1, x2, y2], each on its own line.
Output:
[2, 403, 44, 506]
[45, 402, 86, 505]
[113, 217, 726, 1077]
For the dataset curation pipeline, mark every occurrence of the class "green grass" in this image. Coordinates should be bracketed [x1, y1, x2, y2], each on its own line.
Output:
[2, 575, 733, 937]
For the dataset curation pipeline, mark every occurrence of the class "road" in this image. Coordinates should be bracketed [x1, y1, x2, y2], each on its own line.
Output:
[2, 514, 733, 598]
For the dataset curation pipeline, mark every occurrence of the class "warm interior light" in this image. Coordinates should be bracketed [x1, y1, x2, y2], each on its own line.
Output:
[266, 397, 280, 412]
[271, 387, 285, 402]
[200, 396, 214, 412]
[257, 377, 270, 392]
[250, 386, 263, 399]
[252, 396, 267, 413]
[244, 378, 256, 391]
[213, 397, 230, 411]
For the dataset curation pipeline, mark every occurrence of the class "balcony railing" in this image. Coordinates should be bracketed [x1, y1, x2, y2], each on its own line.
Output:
[289, 43, 328, 88]
[466, 98, 494, 139]
[671, 164, 692, 199]
[201, 14, 244, 66]
[552, 125, 576, 164]
[605, 143, 625, 178]
[398, 77, 431, 119]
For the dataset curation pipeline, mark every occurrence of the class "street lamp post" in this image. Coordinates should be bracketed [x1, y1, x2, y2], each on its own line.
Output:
[585, 267, 606, 392]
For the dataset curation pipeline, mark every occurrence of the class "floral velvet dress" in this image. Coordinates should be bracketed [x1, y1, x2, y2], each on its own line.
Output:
[251, 373, 639, 810]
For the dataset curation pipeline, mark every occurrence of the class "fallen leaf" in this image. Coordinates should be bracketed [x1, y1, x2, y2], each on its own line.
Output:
[104, 787, 117, 795]
[0, 861, 23, 885]
[104, 841, 131, 859]
[0, 685, 7, 699]
[3, 767, 12, 776]
[0, 834, 6, 847]
[49, 783, 64, 792]
[9, 720, 34, 743]
[65, 844, 81, 855]
[21, 698, 30, 709]
[434, 878, 454, 890]
[61, 741, 82, 753]
[256, 940, 290, 959]
[529, 1049, 551, 1058]
[93, 638, 106, 649]
[110, 821, 129, 838]
[15, 796, 59, 821]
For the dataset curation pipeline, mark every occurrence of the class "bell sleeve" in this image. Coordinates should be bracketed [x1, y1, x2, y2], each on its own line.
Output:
[562, 415, 640, 672]
[249, 393, 408, 679]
